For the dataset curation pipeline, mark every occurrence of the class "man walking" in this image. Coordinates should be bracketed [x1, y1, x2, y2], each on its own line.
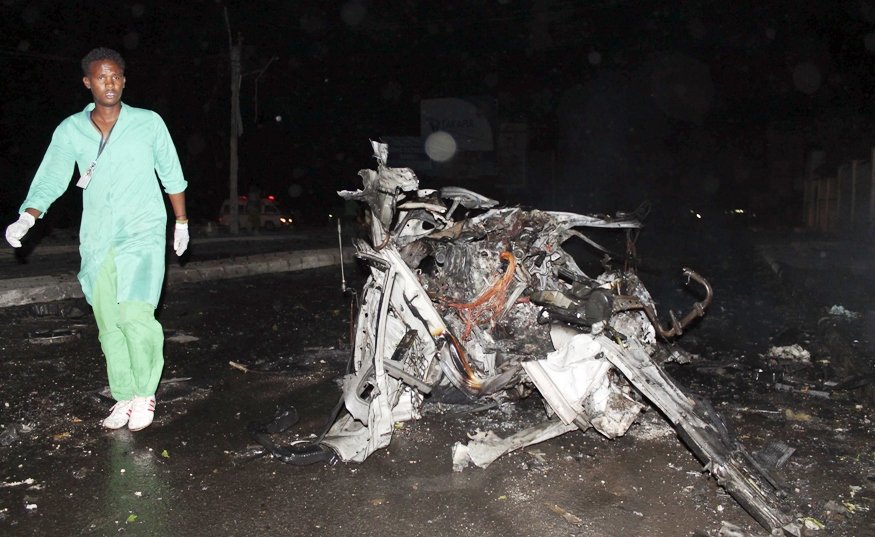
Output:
[5, 47, 189, 431]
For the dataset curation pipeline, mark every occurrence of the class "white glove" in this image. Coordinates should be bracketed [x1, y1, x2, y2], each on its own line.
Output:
[5, 212, 36, 248]
[173, 222, 189, 256]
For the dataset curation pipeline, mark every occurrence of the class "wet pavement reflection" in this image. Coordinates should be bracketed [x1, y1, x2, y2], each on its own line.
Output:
[87, 432, 172, 534]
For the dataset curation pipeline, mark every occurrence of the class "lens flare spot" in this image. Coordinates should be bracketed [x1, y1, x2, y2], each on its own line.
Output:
[425, 131, 457, 162]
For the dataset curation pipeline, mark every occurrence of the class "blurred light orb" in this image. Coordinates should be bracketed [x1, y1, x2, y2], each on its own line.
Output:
[587, 51, 601, 65]
[275, 115, 282, 122]
[425, 131, 457, 162]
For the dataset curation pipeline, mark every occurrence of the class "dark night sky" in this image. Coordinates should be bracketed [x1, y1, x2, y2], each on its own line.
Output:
[3, 0, 875, 226]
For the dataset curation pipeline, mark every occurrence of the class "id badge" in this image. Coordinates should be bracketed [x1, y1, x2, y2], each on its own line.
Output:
[76, 161, 96, 189]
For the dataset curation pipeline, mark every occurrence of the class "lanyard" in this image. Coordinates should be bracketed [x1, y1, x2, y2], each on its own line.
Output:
[76, 112, 117, 189]
[90, 112, 116, 160]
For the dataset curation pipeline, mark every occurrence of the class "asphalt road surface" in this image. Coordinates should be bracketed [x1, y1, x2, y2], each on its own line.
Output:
[0, 225, 873, 537]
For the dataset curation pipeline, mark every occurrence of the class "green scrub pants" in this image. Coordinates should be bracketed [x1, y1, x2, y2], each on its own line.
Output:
[92, 251, 164, 402]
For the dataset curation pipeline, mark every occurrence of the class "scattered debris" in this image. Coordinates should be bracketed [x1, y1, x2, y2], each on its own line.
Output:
[166, 332, 200, 343]
[627, 410, 676, 440]
[0, 425, 19, 446]
[27, 328, 80, 345]
[0, 478, 35, 488]
[828, 305, 860, 320]
[767, 344, 811, 364]
[755, 441, 796, 470]
[229, 361, 250, 373]
[842, 501, 869, 514]
[774, 383, 830, 399]
[783, 409, 813, 422]
[545, 502, 583, 526]
[802, 516, 825, 530]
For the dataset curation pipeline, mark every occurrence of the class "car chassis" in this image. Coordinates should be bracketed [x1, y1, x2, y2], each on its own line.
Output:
[283, 142, 798, 535]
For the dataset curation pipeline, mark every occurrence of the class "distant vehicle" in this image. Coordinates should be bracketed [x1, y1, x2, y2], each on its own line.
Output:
[218, 195, 294, 230]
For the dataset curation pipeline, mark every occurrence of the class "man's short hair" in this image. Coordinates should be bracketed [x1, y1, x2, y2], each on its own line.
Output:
[81, 47, 125, 75]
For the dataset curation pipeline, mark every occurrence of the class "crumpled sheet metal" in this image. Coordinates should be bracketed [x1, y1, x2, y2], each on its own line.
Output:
[322, 393, 419, 463]
[522, 329, 645, 438]
[322, 244, 441, 462]
[451, 420, 578, 470]
[522, 334, 610, 425]
[332, 143, 663, 460]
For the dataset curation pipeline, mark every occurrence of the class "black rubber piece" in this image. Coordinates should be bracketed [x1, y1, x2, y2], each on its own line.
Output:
[247, 406, 337, 466]
[249, 431, 336, 466]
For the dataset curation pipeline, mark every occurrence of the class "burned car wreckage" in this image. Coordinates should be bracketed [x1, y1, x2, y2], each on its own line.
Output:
[254, 142, 799, 535]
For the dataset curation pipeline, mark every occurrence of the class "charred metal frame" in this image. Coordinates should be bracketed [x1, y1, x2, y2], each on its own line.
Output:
[286, 142, 800, 535]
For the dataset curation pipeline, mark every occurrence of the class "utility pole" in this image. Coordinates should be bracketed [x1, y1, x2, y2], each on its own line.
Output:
[225, 7, 243, 234]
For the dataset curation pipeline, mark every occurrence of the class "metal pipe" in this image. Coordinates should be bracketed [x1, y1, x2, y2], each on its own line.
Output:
[642, 268, 714, 339]
[337, 217, 346, 293]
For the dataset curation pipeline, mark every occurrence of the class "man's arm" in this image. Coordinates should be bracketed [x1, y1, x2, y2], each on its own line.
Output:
[7, 119, 75, 248]
[168, 192, 187, 222]
[20, 122, 77, 217]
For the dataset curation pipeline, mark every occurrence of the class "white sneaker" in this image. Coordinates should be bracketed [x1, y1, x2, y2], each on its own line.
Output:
[128, 395, 156, 431]
[102, 400, 133, 429]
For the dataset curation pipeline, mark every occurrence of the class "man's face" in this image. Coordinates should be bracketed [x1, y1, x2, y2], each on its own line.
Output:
[82, 60, 125, 107]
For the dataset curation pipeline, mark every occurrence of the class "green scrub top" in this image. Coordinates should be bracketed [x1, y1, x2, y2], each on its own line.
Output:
[20, 102, 188, 307]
